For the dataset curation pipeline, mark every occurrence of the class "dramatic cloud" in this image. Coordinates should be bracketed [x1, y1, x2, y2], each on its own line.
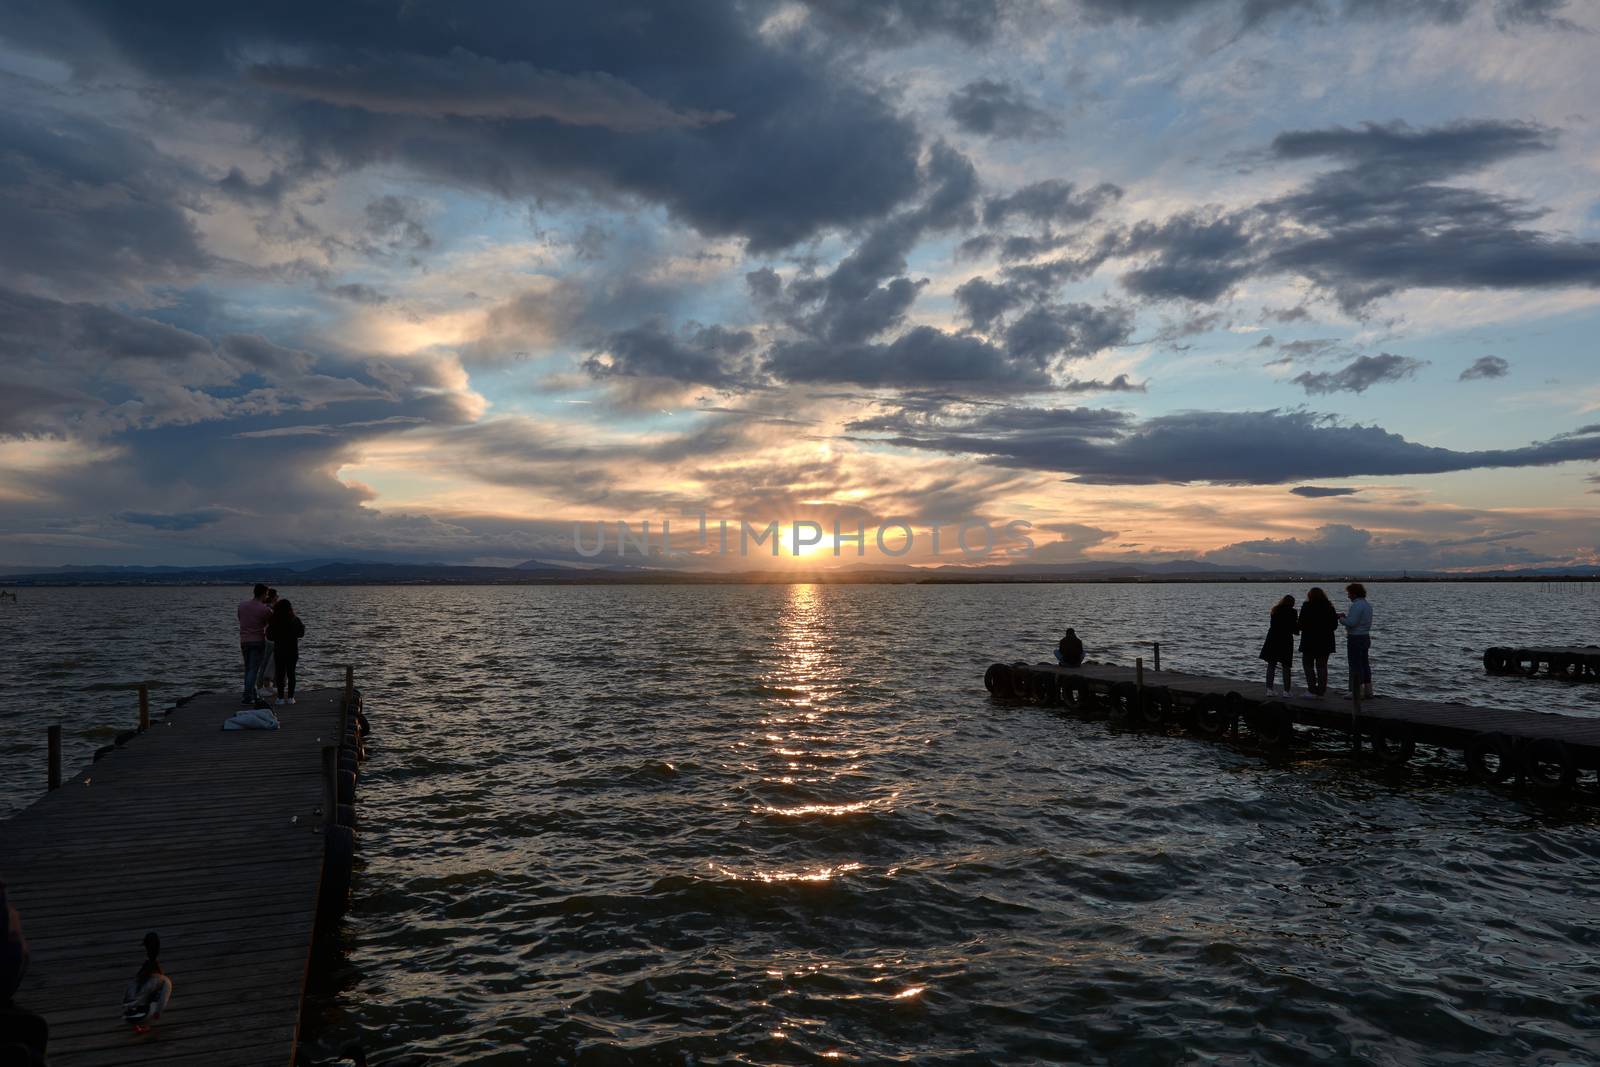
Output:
[1460, 355, 1510, 380]
[584, 323, 757, 388]
[1290, 485, 1361, 497]
[797, 0, 1005, 44]
[1203, 522, 1554, 572]
[947, 79, 1060, 140]
[1291, 353, 1426, 394]
[849, 407, 1600, 485]
[250, 47, 733, 132]
[0, 109, 211, 301]
[1115, 120, 1600, 311]
[982, 180, 1123, 228]
[2, 2, 924, 253]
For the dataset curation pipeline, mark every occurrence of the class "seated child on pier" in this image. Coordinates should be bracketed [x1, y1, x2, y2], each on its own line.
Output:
[1056, 628, 1084, 667]
[122, 932, 171, 1032]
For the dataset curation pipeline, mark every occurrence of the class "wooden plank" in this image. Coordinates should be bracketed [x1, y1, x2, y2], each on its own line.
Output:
[0, 687, 352, 1067]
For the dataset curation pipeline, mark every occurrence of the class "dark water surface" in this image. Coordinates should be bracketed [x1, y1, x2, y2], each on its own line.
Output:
[3, 582, 1599, 1064]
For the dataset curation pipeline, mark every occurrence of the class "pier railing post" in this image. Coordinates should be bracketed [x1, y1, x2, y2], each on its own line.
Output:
[1153, 643, 1161, 672]
[47, 725, 61, 791]
[137, 683, 150, 731]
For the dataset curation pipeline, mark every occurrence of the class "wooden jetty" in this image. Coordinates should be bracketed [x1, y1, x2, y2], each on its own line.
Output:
[1, 681, 365, 1066]
[1483, 645, 1600, 681]
[985, 660, 1600, 796]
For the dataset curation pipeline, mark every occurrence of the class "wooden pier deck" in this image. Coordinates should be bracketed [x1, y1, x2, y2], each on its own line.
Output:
[986, 660, 1600, 791]
[0, 688, 350, 1066]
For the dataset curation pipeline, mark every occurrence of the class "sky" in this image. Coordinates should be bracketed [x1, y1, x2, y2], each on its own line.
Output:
[1, 0, 1598, 573]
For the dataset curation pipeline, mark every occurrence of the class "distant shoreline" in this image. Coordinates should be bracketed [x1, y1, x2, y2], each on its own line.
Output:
[2, 573, 1596, 588]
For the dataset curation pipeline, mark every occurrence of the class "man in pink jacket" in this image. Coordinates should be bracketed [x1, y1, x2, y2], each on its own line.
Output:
[238, 583, 273, 706]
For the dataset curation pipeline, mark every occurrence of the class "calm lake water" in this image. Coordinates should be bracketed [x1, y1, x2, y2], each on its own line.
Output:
[2, 582, 1598, 1064]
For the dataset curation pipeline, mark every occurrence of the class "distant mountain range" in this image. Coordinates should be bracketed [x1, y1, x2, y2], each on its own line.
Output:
[1, 558, 1596, 586]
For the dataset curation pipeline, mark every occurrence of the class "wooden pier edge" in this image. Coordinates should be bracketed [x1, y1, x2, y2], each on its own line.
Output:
[983, 658, 1600, 797]
[1, 675, 369, 1066]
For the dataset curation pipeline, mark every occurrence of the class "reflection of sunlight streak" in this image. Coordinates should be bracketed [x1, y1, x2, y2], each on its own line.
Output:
[893, 985, 926, 999]
[756, 790, 899, 817]
[713, 862, 863, 883]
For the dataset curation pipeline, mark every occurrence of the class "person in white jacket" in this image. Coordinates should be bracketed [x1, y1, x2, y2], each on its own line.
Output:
[1338, 583, 1374, 699]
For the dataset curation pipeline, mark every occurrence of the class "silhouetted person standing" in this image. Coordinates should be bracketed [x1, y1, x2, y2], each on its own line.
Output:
[238, 583, 272, 706]
[1298, 587, 1338, 697]
[1259, 594, 1298, 695]
[1339, 582, 1374, 699]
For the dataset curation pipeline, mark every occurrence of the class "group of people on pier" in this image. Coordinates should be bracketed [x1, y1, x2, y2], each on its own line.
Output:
[1258, 583, 1373, 699]
[236, 584, 307, 708]
[1054, 583, 1375, 699]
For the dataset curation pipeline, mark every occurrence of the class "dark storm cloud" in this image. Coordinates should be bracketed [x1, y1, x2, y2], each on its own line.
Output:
[1291, 352, 1425, 394]
[849, 407, 1600, 485]
[584, 322, 757, 388]
[363, 196, 434, 256]
[768, 328, 1056, 391]
[1002, 303, 1135, 362]
[0, 287, 213, 365]
[1115, 119, 1600, 310]
[797, 0, 1005, 44]
[982, 180, 1123, 228]
[947, 79, 1060, 140]
[116, 508, 233, 531]
[250, 46, 733, 131]
[1268, 118, 1554, 175]
[4, 2, 924, 254]
[1290, 485, 1361, 497]
[1460, 355, 1510, 380]
[0, 108, 211, 300]
[327, 283, 391, 305]
[1073, 0, 1573, 27]
[1117, 211, 1261, 303]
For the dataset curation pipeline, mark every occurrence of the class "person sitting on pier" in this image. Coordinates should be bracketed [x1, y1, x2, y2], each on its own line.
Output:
[1298, 587, 1338, 697]
[1339, 583, 1374, 700]
[122, 931, 170, 1033]
[1259, 594, 1299, 696]
[238, 583, 273, 707]
[0, 880, 48, 1066]
[1056, 628, 1084, 667]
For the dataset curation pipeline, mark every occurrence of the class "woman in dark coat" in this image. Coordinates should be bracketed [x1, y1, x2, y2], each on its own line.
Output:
[1297, 587, 1338, 697]
[1259, 594, 1298, 695]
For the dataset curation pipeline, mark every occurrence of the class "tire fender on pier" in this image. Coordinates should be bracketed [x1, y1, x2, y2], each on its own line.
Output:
[1140, 686, 1174, 726]
[1247, 701, 1293, 746]
[1190, 693, 1234, 738]
[984, 663, 1009, 695]
[1465, 732, 1517, 784]
[1521, 738, 1577, 793]
[1513, 650, 1541, 677]
[1110, 682, 1140, 724]
[1369, 723, 1416, 766]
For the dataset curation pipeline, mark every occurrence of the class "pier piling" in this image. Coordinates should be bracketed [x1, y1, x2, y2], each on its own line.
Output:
[137, 682, 150, 731]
